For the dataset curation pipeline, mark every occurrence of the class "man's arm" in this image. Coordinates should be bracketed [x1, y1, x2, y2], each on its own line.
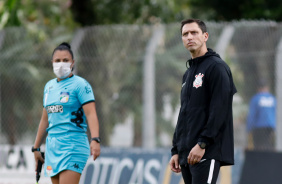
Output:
[198, 63, 234, 146]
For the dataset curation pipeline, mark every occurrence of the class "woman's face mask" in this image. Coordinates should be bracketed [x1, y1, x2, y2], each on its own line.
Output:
[53, 62, 72, 79]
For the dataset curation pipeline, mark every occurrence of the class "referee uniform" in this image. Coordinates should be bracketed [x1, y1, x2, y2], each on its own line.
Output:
[43, 75, 95, 177]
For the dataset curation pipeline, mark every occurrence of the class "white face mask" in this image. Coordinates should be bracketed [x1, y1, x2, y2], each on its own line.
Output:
[53, 62, 72, 79]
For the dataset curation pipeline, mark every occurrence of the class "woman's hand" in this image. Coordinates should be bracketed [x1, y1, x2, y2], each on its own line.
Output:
[34, 151, 44, 171]
[90, 141, 100, 161]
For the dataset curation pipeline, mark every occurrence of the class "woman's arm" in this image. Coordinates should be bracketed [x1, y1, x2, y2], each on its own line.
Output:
[83, 102, 100, 160]
[33, 108, 48, 170]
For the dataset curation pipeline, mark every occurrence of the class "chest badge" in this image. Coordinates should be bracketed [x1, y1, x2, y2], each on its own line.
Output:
[193, 73, 204, 88]
[60, 92, 70, 103]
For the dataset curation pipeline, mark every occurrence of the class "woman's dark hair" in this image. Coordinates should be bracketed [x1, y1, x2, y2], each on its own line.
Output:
[180, 18, 207, 34]
[52, 42, 74, 59]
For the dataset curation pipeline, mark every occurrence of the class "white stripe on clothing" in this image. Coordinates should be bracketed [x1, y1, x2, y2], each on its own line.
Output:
[207, 159, 215, 184]
[199, 159, 206, 163]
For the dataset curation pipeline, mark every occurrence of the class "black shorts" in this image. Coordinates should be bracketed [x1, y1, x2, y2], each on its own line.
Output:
[180, 159, 220, 184]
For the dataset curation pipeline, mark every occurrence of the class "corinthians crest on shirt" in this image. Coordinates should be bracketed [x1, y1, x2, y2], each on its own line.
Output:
[193, 73, 204, 88]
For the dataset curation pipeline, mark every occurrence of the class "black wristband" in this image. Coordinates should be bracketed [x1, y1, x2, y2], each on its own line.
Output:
[91, 137, 101, 143]
[31, 146, 40, 152]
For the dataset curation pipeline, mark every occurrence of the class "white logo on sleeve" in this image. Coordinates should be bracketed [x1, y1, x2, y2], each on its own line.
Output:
[193, 73, 204, 88]
[259, 97, 274, 107]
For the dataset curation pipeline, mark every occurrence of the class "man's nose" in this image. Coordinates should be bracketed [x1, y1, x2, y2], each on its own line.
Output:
[187, 33, 193, 39]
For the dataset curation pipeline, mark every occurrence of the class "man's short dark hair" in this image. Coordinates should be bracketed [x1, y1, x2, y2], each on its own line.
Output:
[180, 18, 207, 34]
[258, 79, 268, 89]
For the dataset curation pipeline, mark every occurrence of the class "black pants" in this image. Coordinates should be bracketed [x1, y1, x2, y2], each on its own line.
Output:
[253, 127, 275, 151]
[181, 159, 220, 184]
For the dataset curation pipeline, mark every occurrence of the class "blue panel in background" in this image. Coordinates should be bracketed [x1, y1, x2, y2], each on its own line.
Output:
[79, 147, 183, 184]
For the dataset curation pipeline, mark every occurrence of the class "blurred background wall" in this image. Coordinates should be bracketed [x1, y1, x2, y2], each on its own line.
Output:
[1, 21, 281, 149]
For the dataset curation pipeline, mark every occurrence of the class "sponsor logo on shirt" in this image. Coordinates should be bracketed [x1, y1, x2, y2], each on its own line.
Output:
[46, 105, 63, 113]
[84, 81, 92, 94]
[85, 86, 91, 94]
[60, 92, 70, 103]
[193, 73, 204, 88]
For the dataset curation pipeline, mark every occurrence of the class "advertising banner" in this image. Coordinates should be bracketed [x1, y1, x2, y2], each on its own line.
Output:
[0, 145, 183, 184]
[80, 148, 183, 184]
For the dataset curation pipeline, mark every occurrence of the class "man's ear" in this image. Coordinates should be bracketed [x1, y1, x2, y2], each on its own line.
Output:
[204, 32, 209, 42]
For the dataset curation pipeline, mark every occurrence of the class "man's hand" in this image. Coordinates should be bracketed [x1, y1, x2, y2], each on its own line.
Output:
[187, 144, 205, 165]
[169, 154, 181, 173]
[90, 141, 100, 161]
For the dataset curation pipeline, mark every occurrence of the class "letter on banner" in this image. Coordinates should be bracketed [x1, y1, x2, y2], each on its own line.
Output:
[144, 159, 161, 184]
[129, 159, 144, 184]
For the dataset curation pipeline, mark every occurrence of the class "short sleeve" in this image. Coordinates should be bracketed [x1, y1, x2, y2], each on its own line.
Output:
[77, 79, 95, 105]
[43, 81, 50, 107]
